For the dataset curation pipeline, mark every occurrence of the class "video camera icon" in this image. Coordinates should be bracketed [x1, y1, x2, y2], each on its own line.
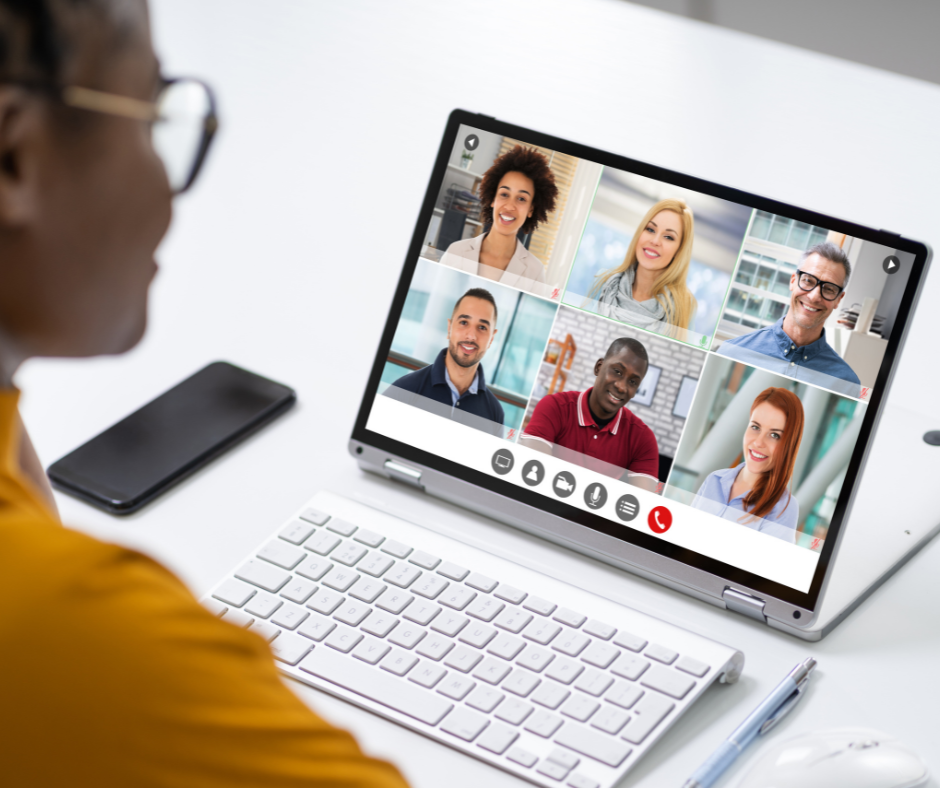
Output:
[552, 471, 576, 499]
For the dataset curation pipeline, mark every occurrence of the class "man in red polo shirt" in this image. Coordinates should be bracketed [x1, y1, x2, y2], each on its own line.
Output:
[520, 338, 660, 489]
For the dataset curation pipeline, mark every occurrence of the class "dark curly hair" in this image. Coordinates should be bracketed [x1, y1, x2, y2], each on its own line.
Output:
[478, 145, 559, 235]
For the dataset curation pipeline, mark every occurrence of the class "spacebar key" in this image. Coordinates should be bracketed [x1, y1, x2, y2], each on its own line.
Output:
[299, 648, 453, 726]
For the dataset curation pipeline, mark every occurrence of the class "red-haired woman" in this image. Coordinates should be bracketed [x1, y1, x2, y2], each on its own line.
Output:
[692, 387, 805, 542]
[441, 145, 558, 296]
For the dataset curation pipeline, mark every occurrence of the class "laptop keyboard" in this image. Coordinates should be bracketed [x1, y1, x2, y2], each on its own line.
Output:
[203, 493, 743, 788]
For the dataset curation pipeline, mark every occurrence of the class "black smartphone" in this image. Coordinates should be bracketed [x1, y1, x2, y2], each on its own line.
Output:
[48, 361, 296, 515]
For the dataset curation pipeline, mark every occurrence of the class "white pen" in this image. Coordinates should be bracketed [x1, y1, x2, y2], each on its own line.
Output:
[682, 657, 817, 788]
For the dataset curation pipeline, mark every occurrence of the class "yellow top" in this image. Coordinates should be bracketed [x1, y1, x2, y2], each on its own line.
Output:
[0, 389, 409, 788]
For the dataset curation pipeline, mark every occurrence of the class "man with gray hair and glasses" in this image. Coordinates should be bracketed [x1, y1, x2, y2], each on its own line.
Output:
[718, 241, 861, 397]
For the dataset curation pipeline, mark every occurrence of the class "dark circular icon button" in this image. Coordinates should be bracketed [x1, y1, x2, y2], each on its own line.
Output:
[464, 134, 480, 151]
[491, 448, 514, 475]
[552, 471, 576, 498]
[883, 255, 900, 275]
[584, 482, 608, 510]
[521, 459, 545, 487]
[648, 506, 673, 534]
[615, 494, 640, 522]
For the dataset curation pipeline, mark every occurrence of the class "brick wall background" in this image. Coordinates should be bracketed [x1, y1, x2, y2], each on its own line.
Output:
[523, 306, 706, 458]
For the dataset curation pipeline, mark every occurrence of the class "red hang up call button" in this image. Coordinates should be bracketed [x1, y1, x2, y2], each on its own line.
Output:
[648, 506, 673, 534]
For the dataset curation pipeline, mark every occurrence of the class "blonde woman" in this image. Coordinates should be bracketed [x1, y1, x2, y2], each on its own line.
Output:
[589, 198, 697, 334]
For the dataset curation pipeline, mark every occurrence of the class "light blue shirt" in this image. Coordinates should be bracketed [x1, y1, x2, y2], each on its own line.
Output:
[443, 365, 480, 407]
[692, 464, 798, 543]
[718, 317, 861, 397]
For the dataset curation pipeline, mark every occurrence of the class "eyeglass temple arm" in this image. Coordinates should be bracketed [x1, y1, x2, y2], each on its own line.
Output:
[62, 86, 158, 122]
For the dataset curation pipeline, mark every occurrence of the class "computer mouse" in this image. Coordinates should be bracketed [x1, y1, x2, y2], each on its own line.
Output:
[736, 728, 930, 788]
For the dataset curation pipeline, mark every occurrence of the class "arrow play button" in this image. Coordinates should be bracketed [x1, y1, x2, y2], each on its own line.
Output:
[464, 134, 479, 151]
[883, 255, 900, 274]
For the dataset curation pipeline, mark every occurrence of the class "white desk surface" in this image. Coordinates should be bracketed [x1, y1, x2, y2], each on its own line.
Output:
[18, 1, 940, 785]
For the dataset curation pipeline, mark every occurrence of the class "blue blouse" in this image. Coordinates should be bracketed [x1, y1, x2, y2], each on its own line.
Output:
[692, 464, 799, 543]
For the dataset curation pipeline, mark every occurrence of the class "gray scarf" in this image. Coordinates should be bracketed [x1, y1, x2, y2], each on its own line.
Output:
[594, 266, 670, 328]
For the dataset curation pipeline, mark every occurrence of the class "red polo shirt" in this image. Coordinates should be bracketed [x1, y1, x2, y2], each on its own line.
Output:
[524, 388, 659, 478]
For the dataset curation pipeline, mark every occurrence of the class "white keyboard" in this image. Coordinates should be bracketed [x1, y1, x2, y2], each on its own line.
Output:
[203, 492, 744, 788]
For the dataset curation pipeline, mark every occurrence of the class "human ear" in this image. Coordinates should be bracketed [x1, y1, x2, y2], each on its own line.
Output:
[0, 90, 40, 227]
[594, 358, 603, 375]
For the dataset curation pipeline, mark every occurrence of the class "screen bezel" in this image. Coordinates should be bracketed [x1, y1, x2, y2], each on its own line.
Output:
[351, 108, 930, 614]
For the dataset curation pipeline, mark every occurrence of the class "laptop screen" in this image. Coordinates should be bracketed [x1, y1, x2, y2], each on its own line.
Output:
[354, 111, 928, 613]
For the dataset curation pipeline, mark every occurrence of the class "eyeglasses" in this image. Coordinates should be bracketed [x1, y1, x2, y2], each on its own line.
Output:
[2, 77, 217, 194]
[794, 270, 844, 301]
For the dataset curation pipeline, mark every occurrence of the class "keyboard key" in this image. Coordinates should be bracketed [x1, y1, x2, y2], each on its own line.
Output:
[567, 774, 600, 788]
[439, 586, 477, 611]
[465, 572, 498, 593]
[466, 595, 505, 622]
[202, 597, 227, 617]
[582, 619, 615, 641]
[536, 759, 569, 780]
[348, 578, 386, 604]
[561, 694, 599, 722]
[645, 643, 678, 665]
[412, 573, 449, 599]
[304, 531, 341, 556]
[321, 567, 359, 593]
[388, 623, 427, 650]
[544, 657, 585, 686]
[235, 560, 290, 593]
[525, 710, 563, 738]
[352, 528, 384, 548]
[547, 748, 580, 771]
[375, 588, 413, 615]
[641, 666, 696, 700]
[415, 633, 455, 662]
[295, 555, 333, 582]
[487, 633, 526, 661]
[326, 518, 357, 537]
[553, 630, 590, 657]
[437, 561, 470, 581]
[506, 746, 538, 768]
[437, 674, 475, 701]
[352, 636, 391, 665]
[430, 611, 469, 638]
[333, 542, 368, 566]
[522, 619, 561, 646]
[281, 577, 318, 604]
[613, 631, 647, 652]
[476, 721, 518, 754]
[325, 624, 363, 653]
[380, 648, 418, 676]
[408, 550, 440, 570]
[496, 699, 534, 725]
[212, 578, 255, 608]
[299, 647, 452, 726]
[553, 608, 586, 628]
[494, 584, 527, 605]
[460, 623, 497, 649]
[590, 705, 630, 735]
[279, 519, 316, 545]
[605, 681, 643, 709]
[299, 508, 330, 526]
[386, 562, 421, 588]
[581, 642, 620, 669]
[402, 599, 440, 626]
[297, 613, 336, 642]
[249, 620, 280, 642]
[381, 539, 413, 559]
[494, 607, 533, 634]
[444, 645, 484, 673]
[677, 656, 710, 677]
[409, 661, 447, 688]
[502, 668, 540, 697]
[271, 602, 309, 630]
[270, 632, 312, 665]
[523, 596, 557, 616]
[531, 681, 570, 710]
[555, 723, 632, 767]
[258, 539, 305, 570]
[611, 653, 649, 681]
[467, 685, 505, 713]
[359, 551, 395, 577]
[472, 657, 512, 685]
[223, 608, 254, 628]
[334, 600, 371, 627]
[361, 611, 399, 638]
[440, 707, 489, 742]
[574, 669, 613, 697]
[307, 588, 344, 615]
[516, 644, 554, 673]
[620, 692, 674, 744]
[245, 593, 282, 619]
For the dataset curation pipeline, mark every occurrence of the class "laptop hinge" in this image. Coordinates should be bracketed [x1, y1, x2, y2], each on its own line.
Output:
[384, 460, 424, 490]
[723, 588, 767, 622]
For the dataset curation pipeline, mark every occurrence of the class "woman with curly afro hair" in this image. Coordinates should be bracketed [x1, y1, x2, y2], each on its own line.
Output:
[440, 145, 558, 297]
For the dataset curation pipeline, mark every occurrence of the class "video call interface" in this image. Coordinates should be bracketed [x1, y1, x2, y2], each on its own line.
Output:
[366, 124, 914, 595]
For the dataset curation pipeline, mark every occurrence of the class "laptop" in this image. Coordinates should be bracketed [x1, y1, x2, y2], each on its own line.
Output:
[206, 110, 934, 787]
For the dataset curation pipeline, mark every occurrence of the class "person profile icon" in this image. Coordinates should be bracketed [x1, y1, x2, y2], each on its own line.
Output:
[521, 459, 545, 487]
